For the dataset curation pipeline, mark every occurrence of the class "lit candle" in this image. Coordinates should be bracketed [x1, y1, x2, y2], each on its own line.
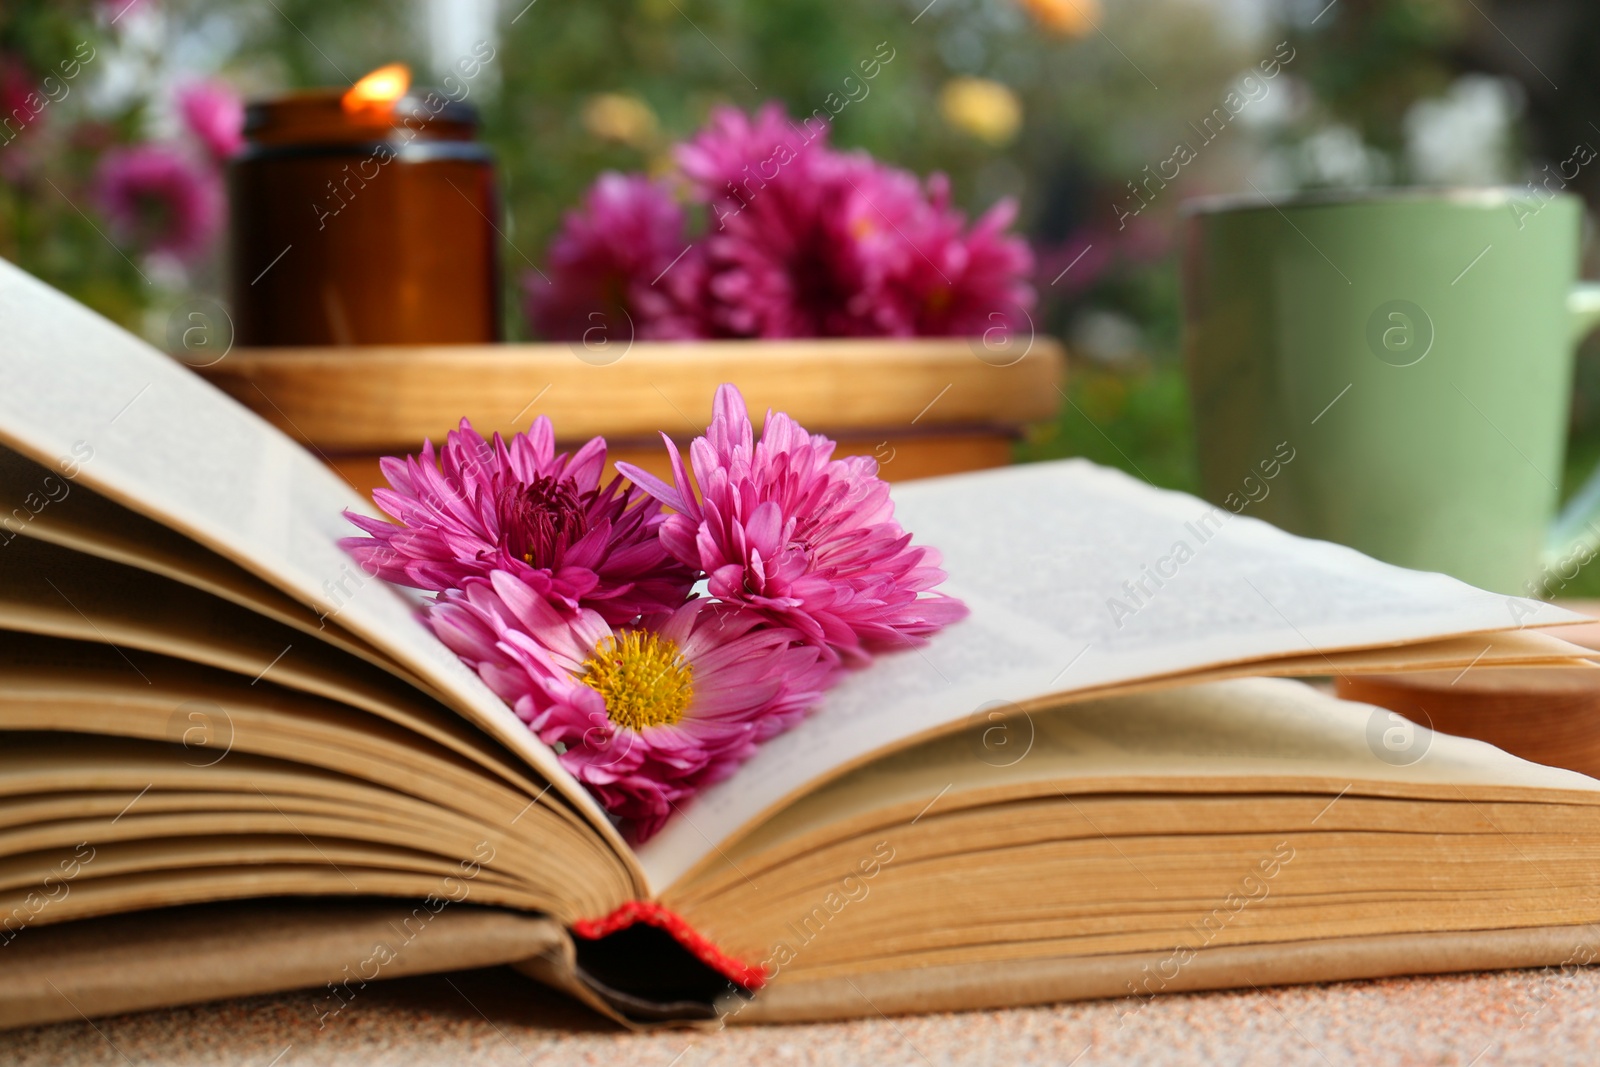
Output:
[228, 63, 501, 346]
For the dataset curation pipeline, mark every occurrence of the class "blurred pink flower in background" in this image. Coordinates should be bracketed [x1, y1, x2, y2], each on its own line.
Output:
[93, 143, 222, 260]
[1031, 216, 1171, 299]
[528, 103, 1035, 342]
[1117, 213, 1175, 264]
[872, 172, 1035, 337]
[682, 103, 1035, 339]
[692, 130, 885, 336]
[100, 0, 152, 24]
[674, 103, 857, 337]
[0, 58, 41, 180]
[676, 101, 823, 203]
[1, 57, 39, 127]
[1034, 229, 1112, 296]
[523, 172, 706, 341]
[177, 81, 244, 162]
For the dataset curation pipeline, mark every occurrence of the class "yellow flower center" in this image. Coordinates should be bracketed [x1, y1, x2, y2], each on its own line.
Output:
[580, 631, 694, 731]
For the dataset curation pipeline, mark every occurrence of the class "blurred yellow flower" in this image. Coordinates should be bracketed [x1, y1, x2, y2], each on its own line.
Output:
[1015, 0, 1100, 37]
[582, 93, 659, 149]
[939, 77, 1023, 146]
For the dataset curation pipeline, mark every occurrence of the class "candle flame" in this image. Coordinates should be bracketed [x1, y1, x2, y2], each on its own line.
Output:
[342, 63, 411, 117]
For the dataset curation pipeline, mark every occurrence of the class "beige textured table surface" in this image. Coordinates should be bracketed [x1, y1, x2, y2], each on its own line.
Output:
[4, 963, 1599, 1066]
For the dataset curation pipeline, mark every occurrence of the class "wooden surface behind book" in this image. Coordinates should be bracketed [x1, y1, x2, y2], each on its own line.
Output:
[1336, 600, 1600, 778]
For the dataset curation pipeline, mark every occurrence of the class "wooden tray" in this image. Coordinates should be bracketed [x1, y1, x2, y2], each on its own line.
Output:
[200, 338, 1065, 496]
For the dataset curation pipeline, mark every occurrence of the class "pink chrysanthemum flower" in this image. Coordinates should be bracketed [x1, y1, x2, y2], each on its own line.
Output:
[177, 81, 245, 162]
[429, 571, 831, 841]
[619, 384, 968, 666]
[340, 417, 694, 626]
[524, 172, 706, 342]
[675, 103, 1035, 339]
[707, 150, 892, 338]
[524, 103, 1035, 341]
[94, 143, 223, 261]
[676, 101, 827, 208]
[678, 104, 880, 338]
[875, 173, 1036, 338]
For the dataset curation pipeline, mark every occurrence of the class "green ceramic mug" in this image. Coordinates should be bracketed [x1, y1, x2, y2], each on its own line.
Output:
[1181, 188, 1600, 596]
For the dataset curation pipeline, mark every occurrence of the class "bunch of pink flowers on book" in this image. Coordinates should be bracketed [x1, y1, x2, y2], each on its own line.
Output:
[525, 102, 1035, 341]
[341, 385, 967, 842]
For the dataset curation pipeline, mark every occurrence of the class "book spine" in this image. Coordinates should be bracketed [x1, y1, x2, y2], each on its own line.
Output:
[571, 901, 768, 990]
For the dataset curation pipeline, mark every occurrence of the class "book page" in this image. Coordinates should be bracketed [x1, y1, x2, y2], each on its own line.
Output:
[0, 443, 403, 678]
[0, 635, 634, 914]
[0, 260, 629, 872]
[0, 533, 549, 789]
[638, 460, 1584, 887]
[719, 677, 1600, 872]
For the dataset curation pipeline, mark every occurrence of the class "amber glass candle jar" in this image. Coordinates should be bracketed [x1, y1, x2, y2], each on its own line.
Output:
[228, 77, 501, 346]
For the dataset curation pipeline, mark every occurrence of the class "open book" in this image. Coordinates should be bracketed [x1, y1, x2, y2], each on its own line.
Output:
[3, 257, 1600, 1030]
